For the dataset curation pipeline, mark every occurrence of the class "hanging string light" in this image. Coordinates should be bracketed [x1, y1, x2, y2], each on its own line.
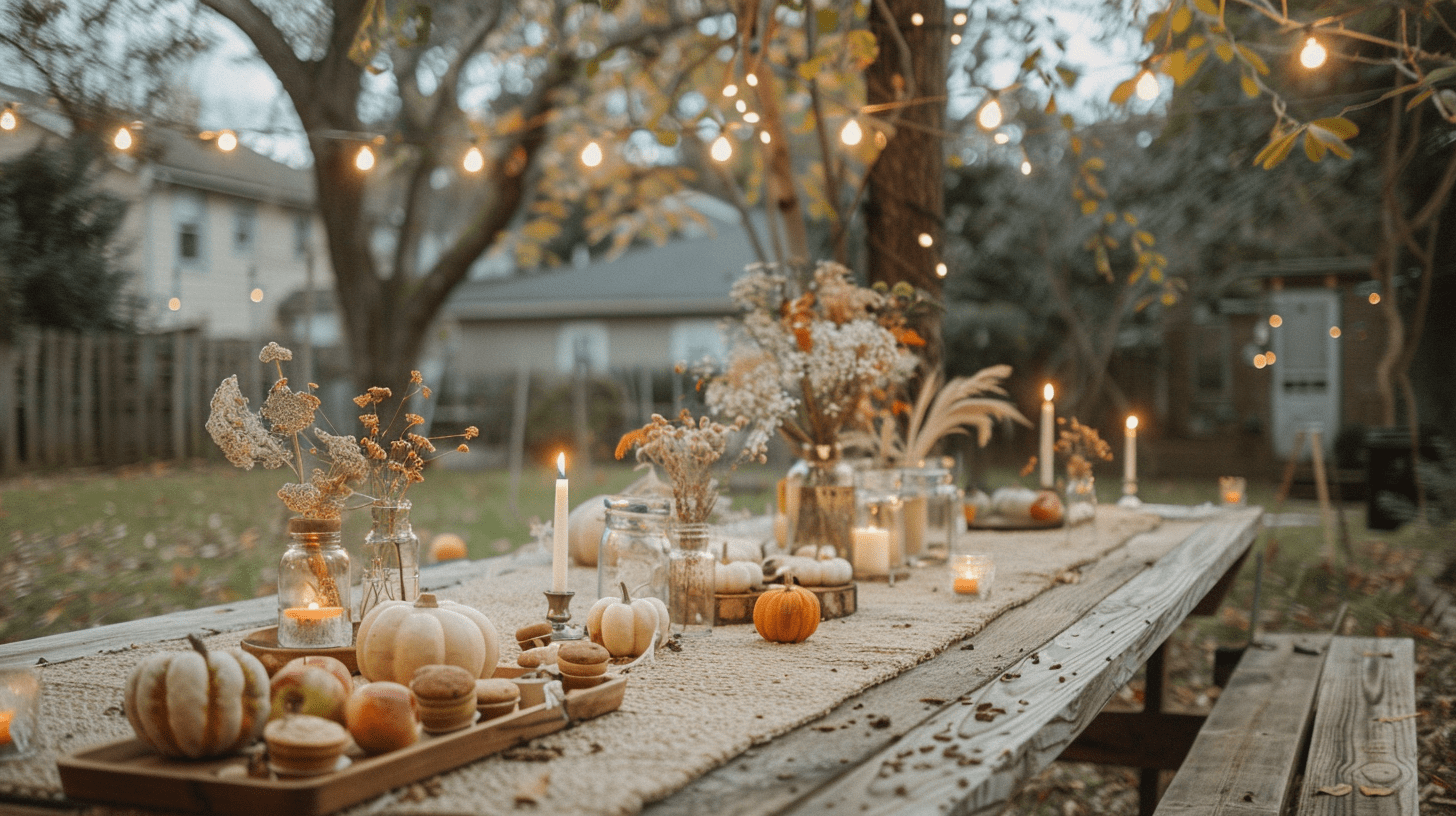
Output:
[734, 99, 748, 113]
[250, 288, 264, 303]
[723, 84, 738, 98]
[0, 106, 17, 131]
[1020, 159, 1032, 175]
[1253, 353, 1267, 369]
[355, 145, 375, 171]
[1264, 351, 1276, 364]
[977, 99, 1003, 130]
[1300, 36, 1327, 69]
[993, 132, 1009, 144]
[710, 135, 733, 162]
[580, 140, 603, 168]
[1269, 314, 1282, 327]
[113, 126, 134, 151]
[462, 145, 484, 173]
[216, 130, 238, 152]
[935, 262, 948, 278]
[910, 12, 924, 25]
[743, 111, 761, 124]
[745, 72, 758, 87]
[759, 130, 771, 144]
[917, 232, 933, 248]
[951, 34, 962, 45]
[840, 119, 863, 146]
[1329, 325, 1341, 338]
[953, 11, 967, 25]
[1135, 71, 1160, 101]
[1368, 292, 1381, 305]
[168, 297, 182, 311]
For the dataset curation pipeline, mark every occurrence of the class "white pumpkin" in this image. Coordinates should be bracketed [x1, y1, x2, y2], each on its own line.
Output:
[124, 634, 270, 759]
[773, 555, 853, 587]
[715, 561, 764, 594]
[357, 593, 501, 683]
[568, 495, 611, 566]
[719, 536, 764, 563]
[587, 583, 669, 656]
[816, 556, 854, 586]
[793, 544, 838, 559]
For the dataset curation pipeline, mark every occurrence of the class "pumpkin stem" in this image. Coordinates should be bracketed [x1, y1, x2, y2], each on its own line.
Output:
[415, 593, 438, 608]
[619, 582, 632, 604]
[186, 632, 209, 658]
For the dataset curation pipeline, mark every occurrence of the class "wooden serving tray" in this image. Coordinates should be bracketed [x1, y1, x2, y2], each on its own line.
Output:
[968, 514, 1064, 531]
[57, 672, 626, 816]
[715, 582, 857, 625]
[240, 624, 360, 676]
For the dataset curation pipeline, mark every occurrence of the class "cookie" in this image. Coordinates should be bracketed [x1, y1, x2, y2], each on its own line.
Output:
[515, 623, 553, 651]
[410, 665, 477, 733]
[560, 673, 607, 692]
[474, 679, 521, 720]
[265, 715, 350, 777]
[556, 641, 610, 678]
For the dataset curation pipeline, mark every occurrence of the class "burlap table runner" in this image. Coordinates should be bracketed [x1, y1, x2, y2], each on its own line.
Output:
[1, 507, 1163, 814]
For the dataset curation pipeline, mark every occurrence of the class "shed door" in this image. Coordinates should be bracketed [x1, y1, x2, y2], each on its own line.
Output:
[1270, 290, 1341, 459]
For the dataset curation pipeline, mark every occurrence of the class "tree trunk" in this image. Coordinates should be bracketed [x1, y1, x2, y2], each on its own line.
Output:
[864, 0, 947, 373]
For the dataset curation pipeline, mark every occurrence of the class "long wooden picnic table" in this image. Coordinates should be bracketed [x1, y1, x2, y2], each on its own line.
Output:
[0, 504, 1261, 816]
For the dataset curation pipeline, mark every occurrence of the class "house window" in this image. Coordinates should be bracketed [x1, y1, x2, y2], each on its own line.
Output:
[556, 322, 609, 374]
[293, 213, 312, 259]
[670, 319, 726, 366]
[173, 189, 207, 270]
[233, 202, 257, 255]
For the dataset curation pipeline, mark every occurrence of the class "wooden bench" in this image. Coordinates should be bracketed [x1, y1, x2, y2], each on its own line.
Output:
[1153, 634, 1419, 815]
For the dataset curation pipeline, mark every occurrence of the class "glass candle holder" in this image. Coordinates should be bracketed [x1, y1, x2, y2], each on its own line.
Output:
[852, 469, 904, 579]
[902, 466, 959, 565]
[950, 553, 995, 598]
[278, 517, 352, 649]
[598, 496, 671, 603]
[1220, 476, 1247, 506]
[0, 662, 40, 760]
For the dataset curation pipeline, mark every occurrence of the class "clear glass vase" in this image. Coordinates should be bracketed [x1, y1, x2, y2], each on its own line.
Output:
[359, 499, 420, 619]
[1065, 475, 1098, 526]
[597, 496, 672, 603]
[668, 521, 714, 637]
[851, 468, 904, 579]
[278, 517, 352, 648]
[902, 466, 959, 565]
[785, 445, 855, 559]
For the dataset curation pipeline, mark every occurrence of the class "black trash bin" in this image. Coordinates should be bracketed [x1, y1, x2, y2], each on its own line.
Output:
[1365, 427, 1441, 530]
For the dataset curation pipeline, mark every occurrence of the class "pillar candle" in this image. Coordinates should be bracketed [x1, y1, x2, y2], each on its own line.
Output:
[552, 452, 569, 593]
[1040, 384, 1055, 488]
[1125, 415, 1138, 484]
[851, 527, 891, 576]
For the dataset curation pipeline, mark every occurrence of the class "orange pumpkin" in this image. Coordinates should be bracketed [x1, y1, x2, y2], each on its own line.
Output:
[753, 579, 821, 643]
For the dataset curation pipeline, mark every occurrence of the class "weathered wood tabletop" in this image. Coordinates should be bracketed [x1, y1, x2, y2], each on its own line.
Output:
[0, 505, 1262, 816]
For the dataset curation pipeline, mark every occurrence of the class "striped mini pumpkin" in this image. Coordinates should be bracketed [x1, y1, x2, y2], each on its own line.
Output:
[124, 634, 270, 759]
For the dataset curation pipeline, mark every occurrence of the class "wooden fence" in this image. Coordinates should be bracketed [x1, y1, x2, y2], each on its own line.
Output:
[0, 329, 278, 475]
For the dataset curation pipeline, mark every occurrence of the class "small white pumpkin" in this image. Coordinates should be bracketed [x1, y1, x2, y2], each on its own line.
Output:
[124, 634, 270, 759]
[816, 556, 854, 586]
[587, 583, 669, 657]
[719, 536, 764, 563]
[357, 593, 501, 683]
[568, 495, 612, 566]
[714, 542, 764, 594]
[793, 544, 838, 559]
[773, 555, 853, 587]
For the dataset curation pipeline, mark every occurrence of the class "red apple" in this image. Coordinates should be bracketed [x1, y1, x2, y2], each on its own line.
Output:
[270, 663, 350, 724]
[282, 655, 354, 696]
[345, 682, 420, 754]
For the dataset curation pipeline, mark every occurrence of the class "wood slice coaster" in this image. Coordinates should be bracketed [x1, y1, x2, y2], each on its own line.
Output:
[715, 583, 857, 625]
[240, 624, 360, 677]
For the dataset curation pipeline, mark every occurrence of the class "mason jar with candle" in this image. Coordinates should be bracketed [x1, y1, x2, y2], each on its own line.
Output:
[852, 469, 904, 579]
[901, 466, 959, 566]
[278, 518, 352, 648]
[598, 496, 672, 603]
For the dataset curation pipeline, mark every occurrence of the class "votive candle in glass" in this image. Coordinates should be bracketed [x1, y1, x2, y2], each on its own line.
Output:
[950, 554, 995, 598]
[1220, 476, 1247, 506]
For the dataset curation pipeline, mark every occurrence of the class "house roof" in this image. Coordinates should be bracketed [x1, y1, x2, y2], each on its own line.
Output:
[448, 215, 761, 321]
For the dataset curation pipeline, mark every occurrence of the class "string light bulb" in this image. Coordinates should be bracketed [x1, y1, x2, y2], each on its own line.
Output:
[581, 140, 603, 168]
[113, 126, 133, 151]
[1269, 314, 1282, 327]
[168, 297, 181, 311]
[977, 99, 1003, 130]
[0, 107, 17, 131]
[1300, 36, 1327, 69]
[917, 232, 934, 248]
[935, 262, 948, 278]
[1368, 292, 1381, 305]
[710, 135, 733, 162]
[951, 34, 962, 45]
[743, 111, 761, 124]
[355, 145, 375, 171]
[1254, 353, 1267, 369]
[745, 72, 758, 87]
[840, 119, 863, 146]
[216, 130, 238, 152]
[723, 83, 738, 97]
[1329, 325, 1341, 338]
[1135, 71, 1160, 101]
[250, 288, 264, 303]
[1020, 159, 1032, 175]
[462, 145, 484, 173]
[1264, 351, 1276, 364]
[759, 130, 771, 144]
[993, 132, 1009, 144]
[735, 99, 748, 113]
[911, 12, 924, 25]
[953, 11, 967, 25]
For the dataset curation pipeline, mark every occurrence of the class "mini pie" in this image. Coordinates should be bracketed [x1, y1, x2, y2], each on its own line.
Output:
[410, 664, 477, 733]
[515, 623, 553, 651]
[265, 715, 350, 776]
[474, 679, 521, 720]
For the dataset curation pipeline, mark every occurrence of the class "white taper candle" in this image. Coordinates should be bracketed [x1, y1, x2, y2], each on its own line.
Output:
[552, 452, 569, 593]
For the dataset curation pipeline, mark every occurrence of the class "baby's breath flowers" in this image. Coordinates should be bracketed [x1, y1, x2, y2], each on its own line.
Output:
[1055, 417, 1114, 480]
[616, 410, 755, 524]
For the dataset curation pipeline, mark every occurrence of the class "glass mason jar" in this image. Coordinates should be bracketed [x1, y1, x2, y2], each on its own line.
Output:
[901, 466, 960, 566]
[668, 521, 714, 637]
[359, 499, 420, 619]
[278, 517, 352, 648]
[852, 468, 904, 579]
[784, 444, 856, 559]
[597, 496, 672, 603]
[1065, 475, 1097, 526]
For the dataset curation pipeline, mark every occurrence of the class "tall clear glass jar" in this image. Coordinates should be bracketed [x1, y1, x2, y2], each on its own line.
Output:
[597, 496, 672, 603]
[668, 521, 714, 637]
[852, 469, 904, 579]
[784, 444, 856, 558]
[902, 466, 960, 566]
[278, 517, 352, 648]
[359, 499, 420, 619]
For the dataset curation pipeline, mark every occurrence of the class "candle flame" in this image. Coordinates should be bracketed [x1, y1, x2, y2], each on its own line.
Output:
[557, 452, 566, 477]
[1043, 383, 1054, 401]
[307, 601, 319, 610]
[1127, 415, 1138, 430]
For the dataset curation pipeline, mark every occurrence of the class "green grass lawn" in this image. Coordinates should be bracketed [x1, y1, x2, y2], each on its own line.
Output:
[2, 461, 1449, 651]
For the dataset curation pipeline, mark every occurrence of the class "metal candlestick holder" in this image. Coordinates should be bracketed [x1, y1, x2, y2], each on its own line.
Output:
[1117, 478, 1142, 508]
[543, 590, 585, 640]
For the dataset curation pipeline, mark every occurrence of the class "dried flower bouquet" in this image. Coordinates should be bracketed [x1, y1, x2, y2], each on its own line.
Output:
[616, 410, 759, 524]
[1055, 417, 1114, 480]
